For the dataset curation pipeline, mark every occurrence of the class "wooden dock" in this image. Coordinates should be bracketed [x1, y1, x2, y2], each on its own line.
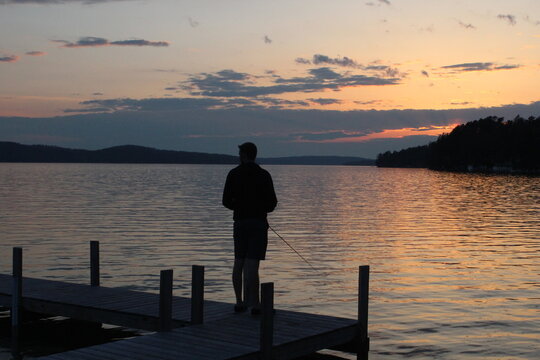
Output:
[1, 243, 370, 359]
[36, 307, 358, 360]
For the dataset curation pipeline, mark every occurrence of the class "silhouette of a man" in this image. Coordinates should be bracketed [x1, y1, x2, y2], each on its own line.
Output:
[222, 142, 277, 314]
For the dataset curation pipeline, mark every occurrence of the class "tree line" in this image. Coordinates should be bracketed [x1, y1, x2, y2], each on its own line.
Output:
[376, 116, 540, 173]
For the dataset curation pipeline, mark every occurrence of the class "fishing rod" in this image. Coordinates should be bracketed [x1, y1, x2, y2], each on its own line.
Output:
[268, 225, 322, 274]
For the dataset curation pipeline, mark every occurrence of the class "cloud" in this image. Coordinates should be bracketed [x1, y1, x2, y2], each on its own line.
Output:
[421, 70, 429, 77]
[307, 67, 341, 79]
[497, 14, 516, 26]
[441, 62, 521, 72]
[154, 69, 179, 73]
[294, 125, 458, 144]
[63, 107, 111, 113]
[382, 66, 401, 77]
[74, 97, 227, 112]
[296, 54, 406, 78]
[363, 64, 403, 78]
[458, 21, 476, 30]
[5, 101, 539, 158]
[309, 98, 342, 105]
[291, 130, 364, 142]
[313, 54, 359, 68]
[450, 101, 473, 105]
[217, 69, 252, 81]
[183, 67, 399, 98]
[69, 95, 311, 113]
[0, 55, 19, 62]
[188, 17, 199, 28]
[110, 39, 169, 47]
[53, 36, 169, 48]
[257, 98, 310, 107]
[53, 37, 107, 47]
[365, 0, 391, 6]
[263, 35, 272, 44]
[354, 100, 382, 105]
[363, 65, 386, 71]
[296, 54, 361, 68]
[295, 57, 312, 65]
[443, 62, 492, 71]
[25, 51, 46, 56]
[1, 0, 130, 4]
[493, 64, 520, 70]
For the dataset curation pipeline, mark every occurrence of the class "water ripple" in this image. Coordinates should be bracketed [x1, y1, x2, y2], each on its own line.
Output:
[1, 163, 539, 359]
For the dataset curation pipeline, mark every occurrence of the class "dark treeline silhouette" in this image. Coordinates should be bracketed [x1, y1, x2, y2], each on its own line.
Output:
[375, 144, 430, 168]
[0, 142, 374, 166]
[260, 156, 374, 166]
[376, 116, 540, 173]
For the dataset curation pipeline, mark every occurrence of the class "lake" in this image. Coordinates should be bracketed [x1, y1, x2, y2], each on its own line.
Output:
[0, 163, 539, 359]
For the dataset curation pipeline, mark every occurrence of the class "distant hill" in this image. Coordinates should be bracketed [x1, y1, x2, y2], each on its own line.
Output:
[376, 116, 540, 173]
[0, 142, 238, 164]
[260, 156, 374, 166]
[0, 142, 374, 166]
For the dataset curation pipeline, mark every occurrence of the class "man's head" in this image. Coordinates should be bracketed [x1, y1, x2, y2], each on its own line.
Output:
[238, 142, 257, 163]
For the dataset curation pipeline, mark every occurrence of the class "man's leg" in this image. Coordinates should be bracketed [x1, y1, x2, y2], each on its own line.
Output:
[233, 257, 245, 306]
[244, 258, 260, 308]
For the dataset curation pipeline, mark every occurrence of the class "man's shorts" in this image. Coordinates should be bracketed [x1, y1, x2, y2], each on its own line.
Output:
[234, 218, 268, 260]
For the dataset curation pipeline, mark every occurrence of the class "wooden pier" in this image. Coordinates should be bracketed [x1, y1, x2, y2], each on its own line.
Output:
[1, 243, 370, 359]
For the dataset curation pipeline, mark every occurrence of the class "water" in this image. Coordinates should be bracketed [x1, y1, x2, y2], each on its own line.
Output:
[1, 163, 539, 359]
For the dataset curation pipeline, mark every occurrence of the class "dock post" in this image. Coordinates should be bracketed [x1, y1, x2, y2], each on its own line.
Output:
[90, 241, 100, 287]
[357, 265, 370, 360]
[159, 269, 173, 332]
[260, 282, 274, 360]
[12, 247, 23, 360]
[191, 265, 204, 325]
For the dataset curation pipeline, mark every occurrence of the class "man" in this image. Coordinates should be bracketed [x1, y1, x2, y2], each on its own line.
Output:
[222, 142, 277, 314]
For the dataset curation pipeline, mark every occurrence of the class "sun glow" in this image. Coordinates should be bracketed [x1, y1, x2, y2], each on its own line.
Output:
[294, 124, 460, 143]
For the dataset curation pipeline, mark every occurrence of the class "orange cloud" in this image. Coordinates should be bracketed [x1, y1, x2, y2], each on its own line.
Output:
[349, 124, 459, 142]
[0, 55, 19, 63]
[53, 37, 169, 48]
[296, 124, 460, 143]
[26, 51, 46, 56]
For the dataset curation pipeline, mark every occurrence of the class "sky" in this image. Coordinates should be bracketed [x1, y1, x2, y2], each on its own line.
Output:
[1, 0, 539, 158]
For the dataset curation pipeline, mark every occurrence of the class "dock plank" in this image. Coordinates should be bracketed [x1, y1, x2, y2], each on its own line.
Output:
[35, 312, 355, 360]
[132, 333, 256, 359]
[1, 273, 362, 360]
[0, 275, 239, 329]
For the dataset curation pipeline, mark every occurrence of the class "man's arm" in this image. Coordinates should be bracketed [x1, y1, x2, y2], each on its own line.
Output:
[265, 174, 278, 213]
[222, 172, 235, 210]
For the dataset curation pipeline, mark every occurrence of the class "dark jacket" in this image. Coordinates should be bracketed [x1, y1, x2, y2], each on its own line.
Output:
[222, 162, 277, 221]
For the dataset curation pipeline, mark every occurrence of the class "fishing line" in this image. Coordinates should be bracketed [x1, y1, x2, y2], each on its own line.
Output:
[268, 225, 322, 274]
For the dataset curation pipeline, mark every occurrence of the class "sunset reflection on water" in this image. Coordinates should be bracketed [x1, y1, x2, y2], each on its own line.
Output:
[0, 163, 539, 359]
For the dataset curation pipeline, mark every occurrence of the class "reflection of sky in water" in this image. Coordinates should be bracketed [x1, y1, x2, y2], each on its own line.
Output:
[1, 163, 539, 359]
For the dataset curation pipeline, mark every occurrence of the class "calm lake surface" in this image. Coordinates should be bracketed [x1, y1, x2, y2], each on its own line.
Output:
[1, 163, 539, 359]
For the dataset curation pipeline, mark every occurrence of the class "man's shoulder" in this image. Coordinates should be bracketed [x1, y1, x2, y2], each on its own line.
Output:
[258, 166, 272, 177]
[229, 163, 272, 178]
[227, 165, 243, 175]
